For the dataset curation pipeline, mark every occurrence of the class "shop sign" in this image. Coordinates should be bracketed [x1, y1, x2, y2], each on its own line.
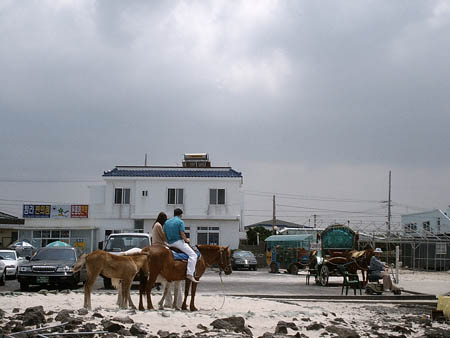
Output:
[23, 204, 51, 218]
[51, 205, 71, 218]
[71, 205, 89, 218]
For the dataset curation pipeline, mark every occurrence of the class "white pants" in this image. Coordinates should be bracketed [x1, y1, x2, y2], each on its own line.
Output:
[169, 240, 197, 276]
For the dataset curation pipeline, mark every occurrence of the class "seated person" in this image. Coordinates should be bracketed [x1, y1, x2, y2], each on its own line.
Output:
[152, 212, 168, 246]
[369, 248, 400, 292]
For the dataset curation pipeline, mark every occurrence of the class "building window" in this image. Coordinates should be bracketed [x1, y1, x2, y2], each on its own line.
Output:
[168, 188, 183, 205]
[185, 226, 190, 239]
[142, 190, 148, 197]
[134, 220, 144, 233]
[423, 221, 431, 232]
[105, 229, 122, 238]
[197, 226, 220, 245]
[404, 223, 417, 233]
[436, 243, 447, 255]
[210, 189, 225, 205]
[32, 229, 71, 247]
[115, 188, 131, 204]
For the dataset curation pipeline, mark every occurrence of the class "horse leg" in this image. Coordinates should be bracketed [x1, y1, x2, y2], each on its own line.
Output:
[181, 280, 191, 310]
[111, 279, 122, 306]
[83, 270, 98, 310]
[121, 278, 133, 309]
[362, 270, 367, 287]
[189, 282, 199, 311]
[138, 271, 147, 311]
[145, 273, 158, 310]
[158, 279, 168, 309]
[164, 281, 174, 308]
[173, 281, 182, 310]
[127, 275, 138, 310]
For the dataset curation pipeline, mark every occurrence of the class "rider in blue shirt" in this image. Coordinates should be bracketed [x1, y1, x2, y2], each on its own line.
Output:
[163, 208, 199, 283]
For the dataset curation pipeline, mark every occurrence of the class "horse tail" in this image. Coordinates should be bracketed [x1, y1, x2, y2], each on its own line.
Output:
[73, 253, 87, 273]
[111, 278, 121, 290]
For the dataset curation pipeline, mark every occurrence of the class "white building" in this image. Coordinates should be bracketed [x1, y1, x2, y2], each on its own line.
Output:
[19, 154, 244, 252]
[402, 207, 450, 236]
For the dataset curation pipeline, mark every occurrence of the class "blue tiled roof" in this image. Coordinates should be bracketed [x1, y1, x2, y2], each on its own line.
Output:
[103, 167, 242, 178]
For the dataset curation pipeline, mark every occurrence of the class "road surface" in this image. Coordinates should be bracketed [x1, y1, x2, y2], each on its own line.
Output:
[0, 268, 347, 295]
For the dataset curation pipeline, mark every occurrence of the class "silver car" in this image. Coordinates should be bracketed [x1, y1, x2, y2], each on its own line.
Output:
[0, 249, 20, 279]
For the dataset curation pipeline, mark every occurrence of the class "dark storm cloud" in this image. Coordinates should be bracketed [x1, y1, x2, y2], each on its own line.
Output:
[0, 0, 449, 216]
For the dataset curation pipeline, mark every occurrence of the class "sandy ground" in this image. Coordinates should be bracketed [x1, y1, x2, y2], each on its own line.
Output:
[1, 270, 449, 337]
[396, 270, 450, 296]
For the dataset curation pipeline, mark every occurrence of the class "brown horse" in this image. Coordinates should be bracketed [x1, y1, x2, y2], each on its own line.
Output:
[139, 244, 232, 311]
[308, 248, 374, 285]
[73, 250, 149, 310]
[345, 248, 374, 285]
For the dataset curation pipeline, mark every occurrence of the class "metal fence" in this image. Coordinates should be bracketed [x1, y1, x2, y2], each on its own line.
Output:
[358, 231, 450, 271]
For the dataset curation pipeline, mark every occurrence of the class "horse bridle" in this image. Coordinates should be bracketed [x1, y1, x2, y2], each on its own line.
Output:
[218, 247, 231, 273]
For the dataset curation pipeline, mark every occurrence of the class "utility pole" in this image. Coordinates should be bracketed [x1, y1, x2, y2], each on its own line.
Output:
[387, 170, 392, 237]
[144, 153, 148, 166]
[313, 214, 317, 228]
[272, 195, 276, 234]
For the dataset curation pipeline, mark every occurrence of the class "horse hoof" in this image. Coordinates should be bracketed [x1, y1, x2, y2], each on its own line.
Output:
[190, 307, 198, 312]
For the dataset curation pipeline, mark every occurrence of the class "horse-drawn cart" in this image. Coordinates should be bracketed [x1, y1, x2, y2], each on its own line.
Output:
[311, 224, 360, 286]
[265, 234, 313, 274]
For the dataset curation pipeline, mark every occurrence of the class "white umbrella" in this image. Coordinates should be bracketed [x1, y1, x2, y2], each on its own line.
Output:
[8, 241, 35, 249]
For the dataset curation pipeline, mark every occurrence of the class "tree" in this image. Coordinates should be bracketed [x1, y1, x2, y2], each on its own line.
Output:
[246, 226, 272, 245]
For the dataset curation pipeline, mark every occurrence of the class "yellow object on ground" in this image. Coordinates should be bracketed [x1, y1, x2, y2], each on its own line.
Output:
[437, 296, 450, 319]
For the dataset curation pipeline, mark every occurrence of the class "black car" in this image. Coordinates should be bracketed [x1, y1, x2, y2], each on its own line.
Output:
[17, 247, 86, 290]
[231, 250, 258, 271]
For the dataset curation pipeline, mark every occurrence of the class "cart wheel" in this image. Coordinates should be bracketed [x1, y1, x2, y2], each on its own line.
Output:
[289, 264, 299, 275]
[319, 265, 329, 286]
[269, 262, 279, 273]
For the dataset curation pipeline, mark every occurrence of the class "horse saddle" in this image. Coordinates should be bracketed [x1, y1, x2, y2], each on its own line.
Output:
[171, 246, 201, 261]
[351, 251, 365, 259]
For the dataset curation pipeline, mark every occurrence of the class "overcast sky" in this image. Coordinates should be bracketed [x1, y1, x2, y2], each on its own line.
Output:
[1, 0, 449, 230]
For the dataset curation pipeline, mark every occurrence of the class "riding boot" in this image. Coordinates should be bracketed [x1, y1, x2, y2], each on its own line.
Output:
[186, 274, 199, 283]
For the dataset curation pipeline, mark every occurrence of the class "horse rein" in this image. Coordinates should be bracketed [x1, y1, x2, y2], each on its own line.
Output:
[218, 247, 232, 274]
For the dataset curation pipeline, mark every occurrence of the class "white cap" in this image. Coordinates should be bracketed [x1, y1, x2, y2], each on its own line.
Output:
[374, 248, 382, 253]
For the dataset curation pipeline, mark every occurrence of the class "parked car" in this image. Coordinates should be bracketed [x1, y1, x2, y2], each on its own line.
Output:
[0, 249, 20, 279]
[101, 232, 151, 289]
[17, 246, 86, 291]
[0, 260, 5, 286]
[231, 250, 258, 271]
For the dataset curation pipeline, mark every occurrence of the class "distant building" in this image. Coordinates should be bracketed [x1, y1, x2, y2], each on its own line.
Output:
[0, 211, 24, 248]
[401, 207, 450, 236]
[244, 219, 314, 233]
[19, 154, 244, 252]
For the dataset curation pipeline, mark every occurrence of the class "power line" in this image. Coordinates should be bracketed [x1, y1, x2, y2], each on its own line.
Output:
[0, 177, 101, 183]
[244, 189, 382, 203]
